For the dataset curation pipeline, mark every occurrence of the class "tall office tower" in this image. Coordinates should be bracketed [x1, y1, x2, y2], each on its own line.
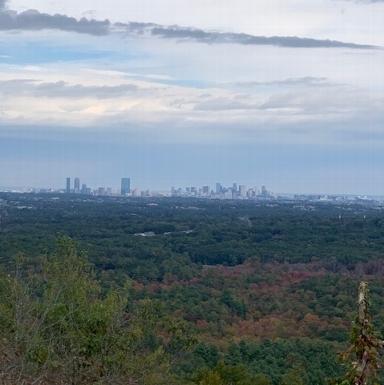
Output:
[232, 183, 238, 199]
[216, 183, 222, 194]
[261, 185, 268, 196]
[202, 186, 209, 195]
[121, 178, 131, 196]
[66, 177, 71, 194]
[74, 177, 80, 193]
[239, 185, 247, 197]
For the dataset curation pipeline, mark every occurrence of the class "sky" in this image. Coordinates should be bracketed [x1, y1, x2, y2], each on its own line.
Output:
[0, 0, 384, 194]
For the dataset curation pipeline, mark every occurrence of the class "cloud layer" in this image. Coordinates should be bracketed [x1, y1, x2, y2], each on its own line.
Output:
[0, 3, 376, 49]
[0, 79, 139, 98]
[0, 59, 382, 144]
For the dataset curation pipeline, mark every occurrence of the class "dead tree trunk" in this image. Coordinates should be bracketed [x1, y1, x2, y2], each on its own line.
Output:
[354, 282, 371, 385]
[345, 281, 382, 385]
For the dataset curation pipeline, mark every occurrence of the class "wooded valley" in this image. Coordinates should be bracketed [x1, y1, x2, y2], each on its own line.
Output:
[0, 193, 383, 384]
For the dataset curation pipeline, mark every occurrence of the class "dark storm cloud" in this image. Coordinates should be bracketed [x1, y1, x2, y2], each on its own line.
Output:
[0, 9, 110, 35]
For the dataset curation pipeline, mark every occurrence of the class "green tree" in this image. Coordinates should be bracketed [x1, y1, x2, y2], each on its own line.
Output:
[0, 237, 177, 385]
[199, 370, 224, 385]
[281, 367, 305, 385]
[253, 373, 272, 385]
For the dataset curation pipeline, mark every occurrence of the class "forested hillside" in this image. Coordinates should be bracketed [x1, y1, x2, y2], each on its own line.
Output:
[1, 193, 384, 384]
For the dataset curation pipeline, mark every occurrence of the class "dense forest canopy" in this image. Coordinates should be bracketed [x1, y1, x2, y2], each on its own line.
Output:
[1, 193, 384, 384]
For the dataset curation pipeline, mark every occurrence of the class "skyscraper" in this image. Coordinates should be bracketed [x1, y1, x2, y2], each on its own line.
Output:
[239, 185, 247, 197]
[261, 185, 268, 197]
[232, 183, 238, 199]
[81, 184, 88, 195]
[121, 178, 131, 196]
[74, 177, 80, 193]
[66, 177, 71, 194]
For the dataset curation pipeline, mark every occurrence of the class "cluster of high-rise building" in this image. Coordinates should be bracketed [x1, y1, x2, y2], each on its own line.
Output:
[65, 177, 93, 195]
[65, 177, 92, 195]
[171, 183, 273, 200]
[65, 177, 132, 197]
[64, 177, 272, 200]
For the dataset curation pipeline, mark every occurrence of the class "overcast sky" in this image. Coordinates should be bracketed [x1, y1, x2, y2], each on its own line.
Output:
[1, 0, 383, 194]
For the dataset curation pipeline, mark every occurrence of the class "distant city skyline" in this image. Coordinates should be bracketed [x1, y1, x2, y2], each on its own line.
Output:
[2, 139, 384, 195]
[2, 177, 382, 205]
[1, 174, 384, 199]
